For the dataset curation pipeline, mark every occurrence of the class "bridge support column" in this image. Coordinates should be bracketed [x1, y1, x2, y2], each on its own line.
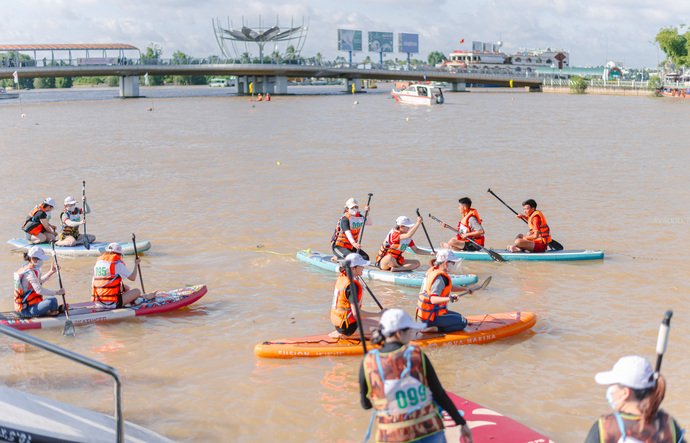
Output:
[119, 76, 140, 98]
[346, 78, 363, 93]
[451, 82, 466, 92]
[274, 76, 287, 94]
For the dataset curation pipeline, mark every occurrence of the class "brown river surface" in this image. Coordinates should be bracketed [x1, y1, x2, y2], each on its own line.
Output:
[1, 85, 689, 442]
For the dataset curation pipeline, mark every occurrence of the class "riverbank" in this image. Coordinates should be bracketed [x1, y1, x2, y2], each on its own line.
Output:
[543, 85, 657, 96]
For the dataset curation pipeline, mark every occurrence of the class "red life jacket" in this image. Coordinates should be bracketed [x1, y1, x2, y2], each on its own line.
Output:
[528, 210, 551, 245]
[13, 264, 43, 312]
[332, 211, 365, 249]
[22, 204, 49, 235]
[92, 253, 124, 304]
[457, 208, 484, 246]
[375, 229, 410, 265]
[416, 268, 450, 322]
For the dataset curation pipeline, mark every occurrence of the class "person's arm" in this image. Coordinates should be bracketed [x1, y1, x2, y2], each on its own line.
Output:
[410, 244, 434, 256]
[62, 213, 81, 228]
[364, 206, 372, 226]
[40, 217, 57, 235]
[583, 419, 601, 443]
[460, 217, 484, 239]
[429, 276, 453, 305]
[524, 216, 540, 241]
[115, 261, 137, 282]
[672, 418, 687, 443]
[359, 362, 373, 409]
[399, 216, 423, 240]
[26, 270, 58, 296]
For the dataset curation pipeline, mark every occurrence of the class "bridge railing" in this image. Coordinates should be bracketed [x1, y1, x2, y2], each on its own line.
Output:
[542, 78, 651, 88]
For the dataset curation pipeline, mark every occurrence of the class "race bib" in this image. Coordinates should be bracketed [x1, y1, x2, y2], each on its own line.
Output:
[383, 376, 432, 415]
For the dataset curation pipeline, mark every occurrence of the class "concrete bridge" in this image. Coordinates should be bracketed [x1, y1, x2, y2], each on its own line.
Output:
[0, 62, 544, 97]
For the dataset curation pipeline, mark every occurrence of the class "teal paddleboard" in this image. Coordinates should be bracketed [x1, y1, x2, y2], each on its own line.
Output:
[412, 245, 604, 261]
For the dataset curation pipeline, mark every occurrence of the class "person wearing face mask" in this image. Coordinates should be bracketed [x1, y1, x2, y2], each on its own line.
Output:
[56, 195, 96, 247]
[22, 197, 58, 244]
[416, 249, 470, 333]
[585, 355, 686, 443]
[13, 246, 66, 317]
[331, 197, 373, 261]
[330, 253, 381, 337]
[375, 215, 434, 272]
[360, 308, 473, 443]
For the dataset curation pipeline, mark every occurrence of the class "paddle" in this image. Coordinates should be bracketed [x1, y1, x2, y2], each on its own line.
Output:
[82, 181, 90, 250]
[449, 276, 492, 303]
[50, 241, 75, 337]
[344, 261, 368, 354]
[487, 188, 564, 251]
[356, 193, 374, 253]
[131, 233, 145, 293]
[416, 208, 435, 254]
[428, 213, 504, 262]
[358, 277, 384, 310]
[653, 310, 673, 380]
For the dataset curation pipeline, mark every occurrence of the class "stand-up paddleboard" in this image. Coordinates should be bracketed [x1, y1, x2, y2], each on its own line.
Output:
[7, 238, 152, 257]
[412, 245, 604, 261]
[255, 312, 536, 359]
[1, 285, 206, 331]
[442, 391, 554, 442]
[296, 250, 478, 287]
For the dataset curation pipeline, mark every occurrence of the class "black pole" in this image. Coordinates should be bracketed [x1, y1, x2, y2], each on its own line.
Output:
[357, 193, 374, 252]
[416, 208, 435, 254]
[344, 262, 368, 354]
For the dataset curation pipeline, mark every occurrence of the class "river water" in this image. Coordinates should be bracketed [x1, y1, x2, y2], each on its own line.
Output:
[1, 85, 689, 442]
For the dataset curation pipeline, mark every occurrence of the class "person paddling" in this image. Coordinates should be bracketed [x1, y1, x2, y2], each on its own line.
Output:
[22, 197, 58, 244]
[360, 308, 473, 443]
[13, 246, 66, 317]
[331, 197, 373, 260]
[416, 249, 470, 333]
[440, 197, 485, 252]
[507, 199, 551, 253]
[92, 243, 155, 309]
[585, 355, 686, 443]
[56, 196, 96, 246]
[330, 253, 381, 338]
[375, 215, 434, 272]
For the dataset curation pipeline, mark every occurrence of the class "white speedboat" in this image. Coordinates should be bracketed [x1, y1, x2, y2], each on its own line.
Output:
[0, 86, 19, 99]
[391, 83, 444, 105]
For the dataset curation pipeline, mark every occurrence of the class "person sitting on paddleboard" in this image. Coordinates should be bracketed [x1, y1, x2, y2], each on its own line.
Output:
[22, 197, 58, 244]
[440, 197, 485, 252]
[360, 309, 474, 443]
[507, 199, 551, 253]
[13, 246, 66, 318]
[330, 253, 381, 338]
[416, 249, 470, 333]
[92, 243, 155, 309]
[55, 196, 96, 247]
[331, 198, 373, 261]
[375, 215, 433, 272]
[585, 355, 686, 443]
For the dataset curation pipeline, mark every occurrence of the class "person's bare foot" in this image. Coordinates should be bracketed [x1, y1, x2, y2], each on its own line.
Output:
[440, 242, 449, 249]
[144, 291, 157, 301]
[507, 245, 521, 253]
[328, 331, 343, 339]
[330, 255, 339, 263]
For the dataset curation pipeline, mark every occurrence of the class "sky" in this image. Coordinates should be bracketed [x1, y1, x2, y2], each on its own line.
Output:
[2, 0, 689, 69]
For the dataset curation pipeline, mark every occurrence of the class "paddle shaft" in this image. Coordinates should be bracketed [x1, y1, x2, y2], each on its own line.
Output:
[654, 310, 673, 375]
[428, 213, 504, 262]
[131, 233, 146, 293]
[345, 264, 368, 354]
[450, 276, 492, 302]
[50, 242, 73, 326]
[82, 181, 90, 249]
[416, 208, 435, 254]
[358, 276, 384, 310]
[356, 193, 374, 252]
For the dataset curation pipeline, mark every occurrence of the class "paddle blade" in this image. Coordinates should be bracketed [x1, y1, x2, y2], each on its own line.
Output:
[487, 249, 505, 262]
[478, 276, 492, 291]
[548, 239, 564, 251]
[83, 236, 90, 250]
[63, 319, 75, 337]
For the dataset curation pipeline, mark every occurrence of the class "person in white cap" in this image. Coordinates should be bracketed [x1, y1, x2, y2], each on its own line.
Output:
[330, 253, 381, 337]
[92, 242, 155, 308]
[360, 308, 473, 443]
[439, 197, 485, 252]
[416, 249, 470, 333]
[585, 355, 685, 443]
[21, 197, 58, 244]
[331, 197, 373, 261]
[375, 214, 433, 272]
[56, 195, 95, 247]
[13, 246, 66, 317]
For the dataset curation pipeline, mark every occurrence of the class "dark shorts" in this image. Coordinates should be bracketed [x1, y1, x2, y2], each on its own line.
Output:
[427, 311, 468, 333]
[462, 242, 482, 252]
[95, 294, 124, 309]
[332, 244, 370, 261]
[335, 322, 358, 336]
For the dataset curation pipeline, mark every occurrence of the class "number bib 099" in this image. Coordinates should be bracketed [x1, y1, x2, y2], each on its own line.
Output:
[383, 376, 432, 416]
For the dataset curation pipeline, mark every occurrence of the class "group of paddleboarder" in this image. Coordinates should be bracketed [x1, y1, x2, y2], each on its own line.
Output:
[22, 195, 95, 247]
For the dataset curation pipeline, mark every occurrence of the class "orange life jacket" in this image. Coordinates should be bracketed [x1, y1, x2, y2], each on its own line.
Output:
[13, 264, 43, 312]
[457, 208, 484, 246]
[528, 210, 551, 245]
[330, 272, 362, 328]
[22, 204, 49, 235]
[363, 345, 444, 443]
[92, 253, 124, 304]
[416, 268, 450, 322]
[332, 211, 365, 249]
[597, 410, 677, 443]
[375, 229, 408, 265]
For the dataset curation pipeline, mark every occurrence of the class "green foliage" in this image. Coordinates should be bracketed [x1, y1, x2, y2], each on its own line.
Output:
[569, 76, 587, 94]
[33, 77, 55, 89]
[655, 26, 690, 67]
[56, 77, 73, 88]
[106, 76, 119, 87]
[427, 51, 446, 66]
[144, 43, 163, 59]
[647, 75, 662, 90]
[74, 76, 105, 86]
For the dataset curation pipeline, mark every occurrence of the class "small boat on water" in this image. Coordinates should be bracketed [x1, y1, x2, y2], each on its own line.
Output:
[0, 86, 19, 100]
[660, 84, 690, 98]
[391, 83, 444, 105]
[7, 237, 152, 256]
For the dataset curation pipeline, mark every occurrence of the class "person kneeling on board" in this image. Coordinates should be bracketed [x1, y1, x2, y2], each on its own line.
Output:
[507, 199, 550, 253]
[585, 355, 686, 443]
[55, 196, 96, 247]
[22, 197, 58, 244]
[330, 253, 381, 338]
[14, 246, 66, 317]
[440, 197, 485, 252]
[331, 198, 373, 261]
[375, 215, 433, 272]
[92, 243, 155, 308]
[416, 249, 470, 333]
[360, 309, 473, 443]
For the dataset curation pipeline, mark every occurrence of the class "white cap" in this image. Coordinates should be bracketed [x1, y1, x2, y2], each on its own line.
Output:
[380, 308, 426, 335]
[396, 216, 415, 228]
[27, 246, 50, 261]
[344, 252, 370, 267]
[64, 196, 78, 206]
[106, 243, 123, 254]
[595, 355, 655, 390]
[345, 198, 359, 209]
[43, 197, 55, 207]
[436, 248, 461, 263]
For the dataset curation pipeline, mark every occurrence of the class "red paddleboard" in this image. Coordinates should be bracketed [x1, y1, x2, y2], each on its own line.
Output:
[442, 391, 555, 442]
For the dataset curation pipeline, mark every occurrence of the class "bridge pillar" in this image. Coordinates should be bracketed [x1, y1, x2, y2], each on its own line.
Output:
[119, 76, 140, 98]
[274, 76, 287, 94]
[346, 78, 363, 93]
[450, 82, 466, 92]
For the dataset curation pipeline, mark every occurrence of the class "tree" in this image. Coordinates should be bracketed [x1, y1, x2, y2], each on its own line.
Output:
[427, 51, 446, 66]
[569, 76, 587, 94]
[143, 43, 163, 60]
[316, 52, 323, 65]
[285, 45, 296, 60]
[655, 26, 690, 68]
[33, 77, 55, 89]
[363, 56, 372, 68]
[56, 77, 73, 88]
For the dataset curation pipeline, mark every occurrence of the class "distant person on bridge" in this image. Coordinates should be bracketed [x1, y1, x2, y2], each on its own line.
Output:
[331, 198, 372, 261]
[56, 196, 95, 247]
[375, 215, 433, 272]
[439, 197, 485, 252]
[507, 199, 551, 253]
[22, 198, 58, 244]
